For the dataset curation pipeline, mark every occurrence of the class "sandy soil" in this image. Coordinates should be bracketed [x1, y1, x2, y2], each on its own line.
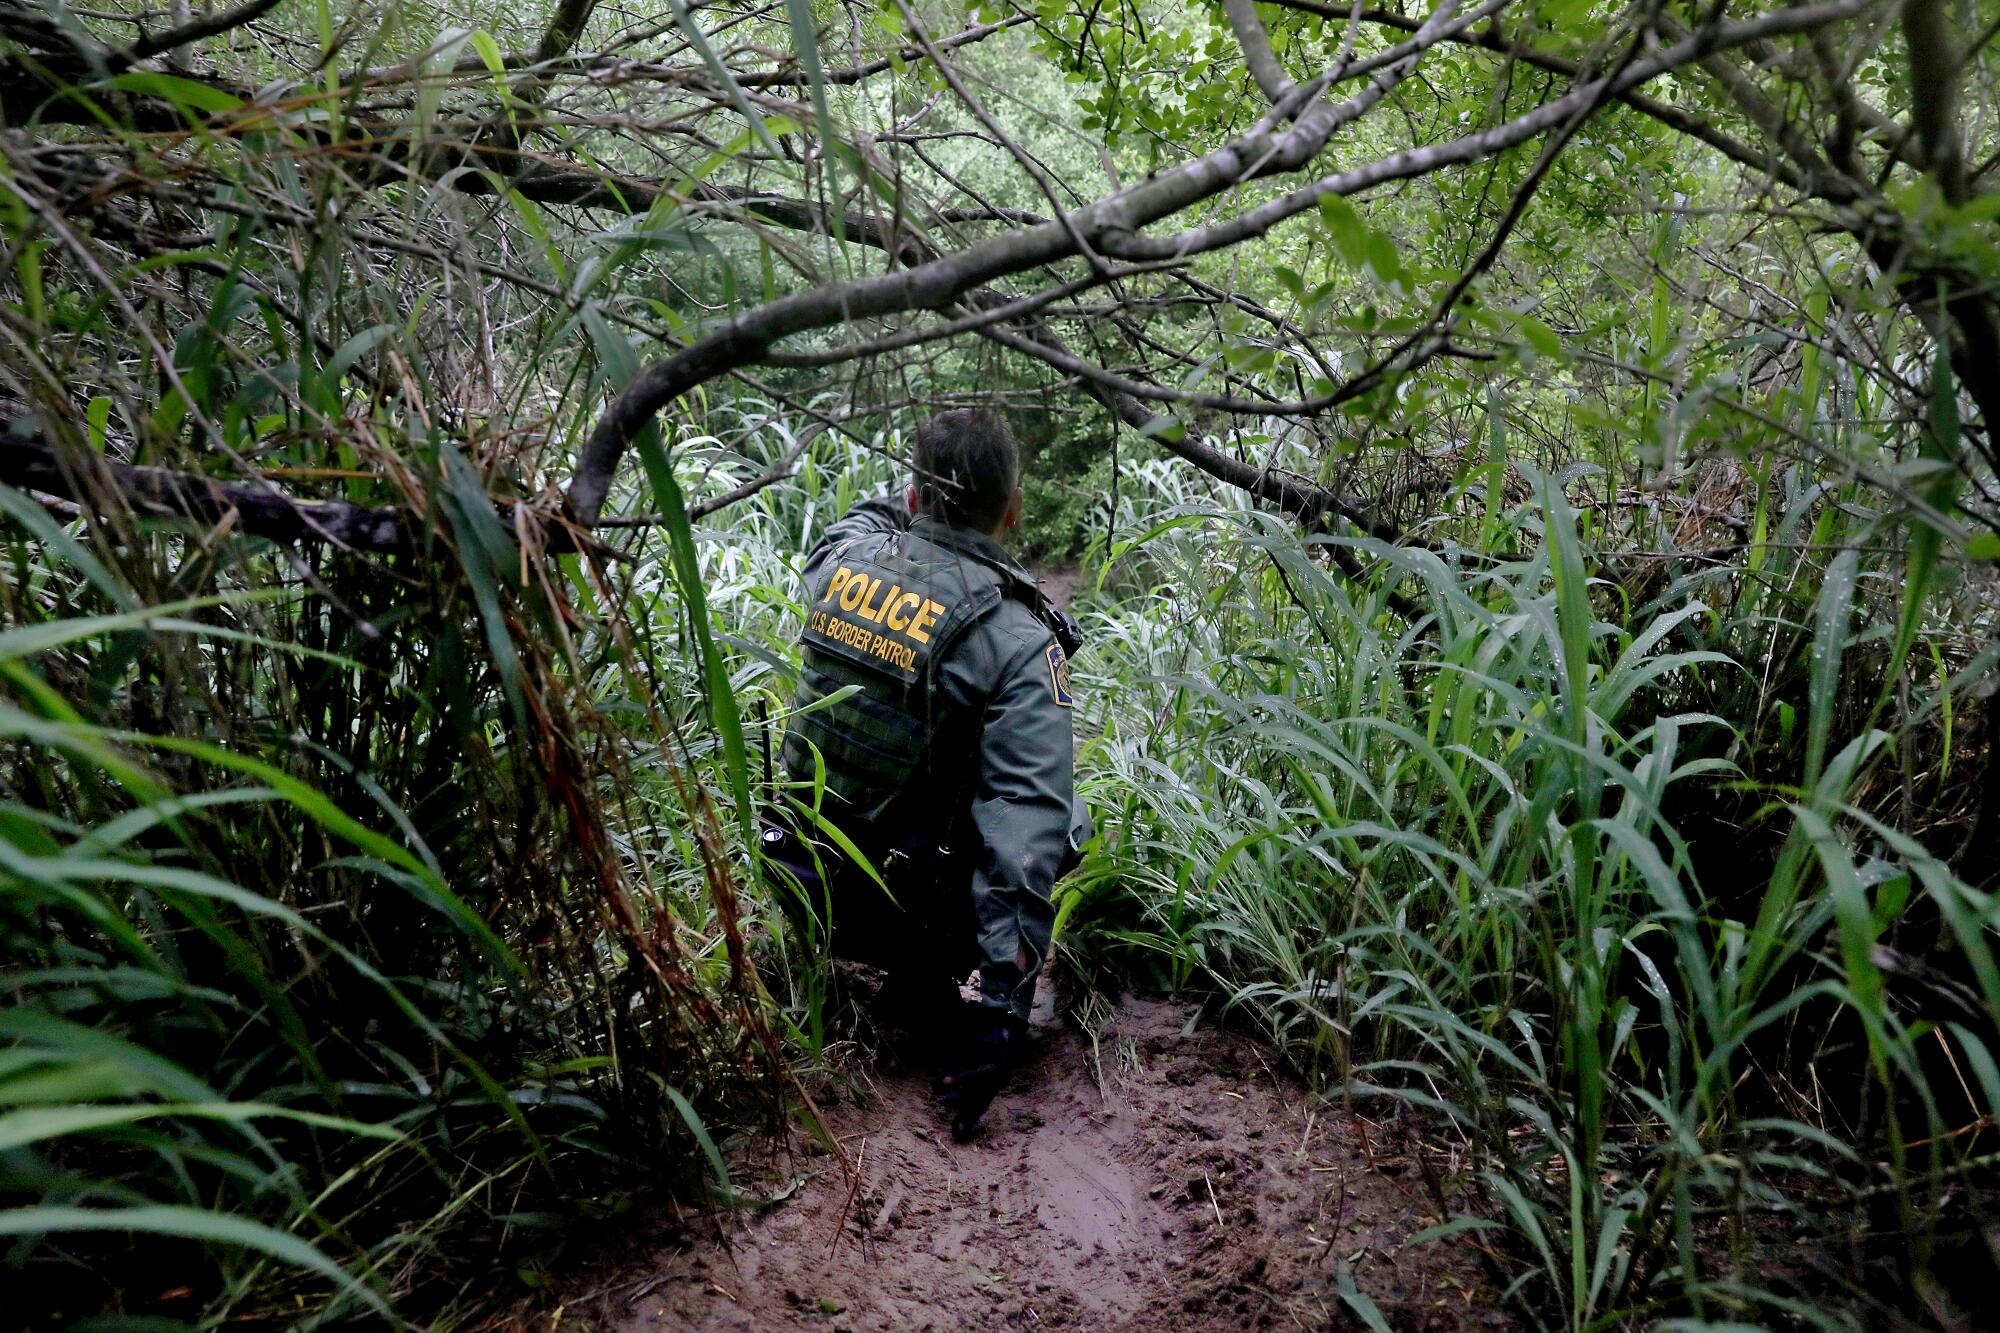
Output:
[563, 997, 1502, 1331]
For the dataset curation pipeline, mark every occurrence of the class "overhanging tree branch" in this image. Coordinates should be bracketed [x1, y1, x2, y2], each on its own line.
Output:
[1224, 0, 1298, 103]
[0, 431, 410, 551]
[562, 0, 1880, 527]
[9, 0, 1961, 629]
[117, 0, 282, 69]
[1265, 0, 1818, 188]
[562, 0, 1480, 524]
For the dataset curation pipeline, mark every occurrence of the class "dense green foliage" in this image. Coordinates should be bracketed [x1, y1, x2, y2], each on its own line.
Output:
[3, 0, 1998, 1327]
[1060, 455, 1999, 1323]
[0, 441, 793, 1322]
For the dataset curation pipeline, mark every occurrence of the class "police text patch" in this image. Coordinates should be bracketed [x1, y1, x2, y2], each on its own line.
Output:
[1046, 641, 1073, 707]
[801, 562, 947, 684]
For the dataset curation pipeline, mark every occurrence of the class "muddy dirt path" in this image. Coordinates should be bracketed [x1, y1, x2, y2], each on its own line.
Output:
[1031, 565, 1087, 611]
[567, 999, 1499, 1330]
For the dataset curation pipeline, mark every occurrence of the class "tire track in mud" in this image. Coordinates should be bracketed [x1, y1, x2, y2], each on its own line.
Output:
[572, 998, 1504, 1330]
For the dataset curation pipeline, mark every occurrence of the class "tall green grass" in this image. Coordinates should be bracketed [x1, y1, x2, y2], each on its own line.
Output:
[0, 418, 836, 1319]
[1060, 447, 1999, 1328]
[0, 3, 815, 1316]
[0, 479, 786, 1323]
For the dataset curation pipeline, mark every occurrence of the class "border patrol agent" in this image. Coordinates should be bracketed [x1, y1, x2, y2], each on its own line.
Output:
[765, 409, 1086, 1141]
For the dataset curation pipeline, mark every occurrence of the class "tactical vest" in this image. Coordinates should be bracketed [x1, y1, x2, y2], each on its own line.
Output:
[783, 530, 1013, 833]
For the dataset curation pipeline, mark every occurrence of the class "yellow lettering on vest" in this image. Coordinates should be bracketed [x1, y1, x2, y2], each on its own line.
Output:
[907, 599, 946, 644]
[857, 577, 889, 622]
[885, 591, 921, 632]
[862, 582, 900, 623]
[807, 594, 926, 673]
[824, 567, 851, 602]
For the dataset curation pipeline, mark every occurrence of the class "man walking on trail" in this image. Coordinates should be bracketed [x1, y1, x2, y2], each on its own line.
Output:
[765, 408, 1086, 1142]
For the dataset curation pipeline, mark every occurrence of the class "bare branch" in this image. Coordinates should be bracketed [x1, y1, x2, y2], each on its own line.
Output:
[1224, 0, 1297, 103]
[0, 0, 93, 55]
[744, 11, 1031, 89]
[1901, 0, 1967, 201]
[562, 0, 1879, 526]
[534, 0, 599, 63]
[119, 0, 282, 67]
[892, 0, 1108, 275]
[1102, 0, 1882, 265]
[339, 12, 1029, 91]
[0, 430, 625, 558]
[1269, 1, 1815, 189]
[1, 432, 409, 551]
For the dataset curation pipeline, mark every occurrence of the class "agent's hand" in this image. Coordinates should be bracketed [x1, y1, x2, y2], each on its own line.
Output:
[933, 1006, 1025, 1142]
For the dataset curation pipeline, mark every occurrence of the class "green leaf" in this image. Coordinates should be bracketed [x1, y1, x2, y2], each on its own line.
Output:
[326, 324, 395, 384]
[102, 73, 243, 116]
[664, 1086, 732, 1198]
[1317, 195, 1368, 268]
[0, 594, 258, 661]
[1541, 0, 1597, 36]
[436, 441, 529, 733]
[0, 1101, 399, 1153]
[1804, 548, 1858, 791]
[1333, 1260, 1393, 1333]
[784, 0, 839, 203]
[578, 305, 755, 853]
[469, 29, 507, 76]
[0, 1206, 389, 1317]
[0, 1011, 217, 1104]
[1363, 231, 1405, 288]
[0, 483, 136, 611]
[505, 187, 566, 280]
[85, 396, 112, 451]
[1513, 312, 1562, 362]
[665, 0, 782, 159]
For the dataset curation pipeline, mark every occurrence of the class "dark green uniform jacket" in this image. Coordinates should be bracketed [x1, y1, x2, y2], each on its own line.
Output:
[783, 496, 1076, 1020]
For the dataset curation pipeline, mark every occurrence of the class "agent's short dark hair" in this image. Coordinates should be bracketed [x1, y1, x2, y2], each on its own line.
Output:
[911, 409, 1019, 531]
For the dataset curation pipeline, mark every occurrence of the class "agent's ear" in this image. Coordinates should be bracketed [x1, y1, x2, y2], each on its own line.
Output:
[999, 485, 1024, 533]
[905, 482, 921, 515]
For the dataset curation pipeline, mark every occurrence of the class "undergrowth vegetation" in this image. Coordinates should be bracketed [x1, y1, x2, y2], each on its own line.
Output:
[9, 394, 2000, 1329]
[1056, 445, 2000, 1327]
[0, 488, 786, 1323]
[4, 0, 1999, 1327]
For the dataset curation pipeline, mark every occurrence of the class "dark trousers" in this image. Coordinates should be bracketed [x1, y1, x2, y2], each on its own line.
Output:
[760, 821, 976, 1007]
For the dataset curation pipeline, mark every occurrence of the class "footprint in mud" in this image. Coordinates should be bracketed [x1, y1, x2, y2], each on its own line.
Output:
[563, 997, 1501, 1331]
[1034, 1138, 1144, 1255]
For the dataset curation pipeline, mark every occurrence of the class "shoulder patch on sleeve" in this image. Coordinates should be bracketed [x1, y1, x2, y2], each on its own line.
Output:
[1045, 641, 1074, 707]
